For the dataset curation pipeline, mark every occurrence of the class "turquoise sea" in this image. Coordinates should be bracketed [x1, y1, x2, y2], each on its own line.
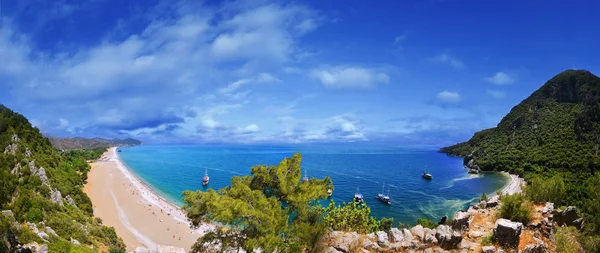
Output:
[117, 145, 508, 226]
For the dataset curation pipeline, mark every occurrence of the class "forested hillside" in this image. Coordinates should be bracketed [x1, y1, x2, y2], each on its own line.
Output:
[49, 137, 142, 150]
[0, 105, 125, 252]
[440, 69, 600, 251]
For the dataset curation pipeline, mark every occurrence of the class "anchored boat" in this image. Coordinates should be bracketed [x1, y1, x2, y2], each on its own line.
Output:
[202, 168, 210, 186]
[302, 169, 309, 182]
[422, 168, 433, 180]
[354, 187, 365, 206]
[376, 183, 391, 204]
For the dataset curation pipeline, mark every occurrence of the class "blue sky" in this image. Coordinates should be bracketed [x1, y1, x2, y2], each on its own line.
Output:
[1, 0, 599, 146]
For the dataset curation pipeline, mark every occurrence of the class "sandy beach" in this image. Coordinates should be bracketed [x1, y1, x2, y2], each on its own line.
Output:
[84, 147, 213, 252]
[498, 171, 526, 196]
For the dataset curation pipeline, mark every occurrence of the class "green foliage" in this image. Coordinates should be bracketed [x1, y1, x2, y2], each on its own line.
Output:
[481, 234, 494, 246]
[555, 226, 582, 253]
[498, 194, 532, 224]
[416, 217, 437, 229]
[108, 247, 127, 253]
[183, 153, 334, 252]
[440, 70, 600, 242]
[323, 201, 380, 234]
[0, 104, 125, 252]
[379, 217, 394, 232]
[525, 174, 567, 205]
[480, 192, 488, 202]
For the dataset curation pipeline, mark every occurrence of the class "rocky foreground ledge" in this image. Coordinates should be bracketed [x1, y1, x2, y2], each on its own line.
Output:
[321, 195, 583, 253]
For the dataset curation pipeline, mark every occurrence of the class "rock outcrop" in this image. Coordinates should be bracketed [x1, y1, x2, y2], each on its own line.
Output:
[50, 189, 64, 206]
[65, 195, 77, 207]
[435, 225, 462, 249]
[554, 206, 583, 229]
[451, 211, 470, 231]
[493, 218, 523, 248]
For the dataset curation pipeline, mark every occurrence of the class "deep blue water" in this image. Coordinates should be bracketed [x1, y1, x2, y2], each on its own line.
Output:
[117, 145, 508, 226]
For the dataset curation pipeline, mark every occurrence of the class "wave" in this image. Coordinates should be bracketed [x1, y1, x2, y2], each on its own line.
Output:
[439, 174, 483, 190]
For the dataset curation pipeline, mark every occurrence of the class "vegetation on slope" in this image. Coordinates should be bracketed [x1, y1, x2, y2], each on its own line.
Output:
[182, 153, 389, 253]
[50, 137, 142, 150]
[0, 105, 125, 252]
[440, 70, 600, 251]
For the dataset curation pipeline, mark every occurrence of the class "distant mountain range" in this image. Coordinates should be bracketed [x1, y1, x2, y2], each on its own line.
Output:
[49, 137, 142, 150]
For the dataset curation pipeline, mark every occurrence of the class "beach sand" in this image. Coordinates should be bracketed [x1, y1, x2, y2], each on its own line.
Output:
[498, 171, 526, 195]
[84, 147, 213, 252]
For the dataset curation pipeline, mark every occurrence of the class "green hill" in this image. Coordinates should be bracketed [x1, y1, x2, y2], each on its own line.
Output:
[440, 69, 600, 250]
[441, 69, 600, 171]
[0, 105, 125, 252]
[49, 137, 142, 150]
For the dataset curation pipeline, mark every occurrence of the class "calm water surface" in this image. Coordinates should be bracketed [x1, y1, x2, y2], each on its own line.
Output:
[118, 145, 508, 226]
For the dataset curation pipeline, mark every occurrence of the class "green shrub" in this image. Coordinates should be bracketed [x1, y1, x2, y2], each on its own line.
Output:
[416, 217, 437, 229]
[498, 194, 532, 224]
[108, 247, 126, 253]
[480, 192, 488, 202]
[525, 174, 567, 205]
[481, 234, 494, 246]
[379, 217, 393, 232]
[555, 226, 581, 253]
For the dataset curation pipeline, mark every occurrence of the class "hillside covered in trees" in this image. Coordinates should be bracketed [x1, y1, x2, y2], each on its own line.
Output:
[440, 69, 600, 251]
[0, 105, 126, 252]
[49, 137, 142, 150]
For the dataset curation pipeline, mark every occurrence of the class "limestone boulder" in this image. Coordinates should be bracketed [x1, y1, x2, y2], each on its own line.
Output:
[486, 195, 500, 208]
[435, 225, 462, 249]
[410, 225, 425, 240]
[376, 231, 390, 248]
[482, 246, 496, 253]
[451, 211, 470, 231]
[324, 247, 343, 253]
[493, 218, 522, 248]
[522, 237, 546, 253]
[328, 231, 359, 253]
[51, 190, 64, 206]
[389, 228, 404, 242]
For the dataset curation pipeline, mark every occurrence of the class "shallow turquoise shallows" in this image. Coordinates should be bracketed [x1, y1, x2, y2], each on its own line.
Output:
[118, 145, 508, 226]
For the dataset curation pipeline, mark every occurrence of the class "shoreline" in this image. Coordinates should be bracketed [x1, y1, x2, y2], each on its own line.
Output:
[84, 147, 214, 251]
[492, 171, 525, 197]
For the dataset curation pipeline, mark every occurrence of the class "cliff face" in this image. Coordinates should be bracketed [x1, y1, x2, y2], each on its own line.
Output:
[440, 70, 600, 174]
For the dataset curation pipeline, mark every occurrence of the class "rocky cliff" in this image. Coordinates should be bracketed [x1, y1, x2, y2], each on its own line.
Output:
[320, 195, 582, 253]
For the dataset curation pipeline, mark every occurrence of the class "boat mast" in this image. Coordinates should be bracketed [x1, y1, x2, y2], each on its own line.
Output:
[381, 183, 385, 195]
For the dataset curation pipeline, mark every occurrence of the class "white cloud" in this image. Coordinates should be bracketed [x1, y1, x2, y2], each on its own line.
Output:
[394, 33, 407, 44]
[59, 119, 69, 128]
[218, 78, 252, 94]
[256, 72, 281, 83]
[436, 91, 461, 103]
[217, 72, 280, 94]
[295, 19, 318, 34]
[430, 53, 465, 69]
[244, 124, 260, 133]
[485, 72, 515, 85]
[486, 89, 507, 99]
[283, 66, 302, 74]
[310, 66, 390, 89]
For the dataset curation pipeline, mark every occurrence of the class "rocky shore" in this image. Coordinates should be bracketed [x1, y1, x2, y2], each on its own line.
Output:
[321, 195, 583, 253]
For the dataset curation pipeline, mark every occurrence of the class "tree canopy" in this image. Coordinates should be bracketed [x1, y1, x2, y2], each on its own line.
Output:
[183, 152, 388, 252]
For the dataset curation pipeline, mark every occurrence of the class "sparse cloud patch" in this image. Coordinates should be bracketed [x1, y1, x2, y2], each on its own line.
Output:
[310, 66, 389, 89]
[436, 91, 461, 103]
[487, 89, 507, 99]
[485, 72, 515, 85]
[430, 53, 465, 69]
